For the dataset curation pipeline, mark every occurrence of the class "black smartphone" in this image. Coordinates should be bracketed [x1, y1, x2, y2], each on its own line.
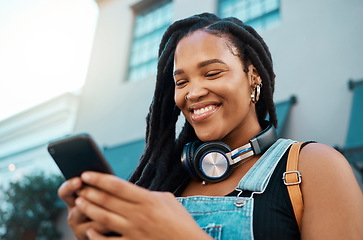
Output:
[48, 134, 114, 180]
[49, 134, 121, 237]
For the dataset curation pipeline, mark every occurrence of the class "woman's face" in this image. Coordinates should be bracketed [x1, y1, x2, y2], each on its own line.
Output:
[174, 30, 261, 148]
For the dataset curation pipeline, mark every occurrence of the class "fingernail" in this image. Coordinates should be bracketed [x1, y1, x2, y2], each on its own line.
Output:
[86, 228, 94, 238]
[81, 172, 91, 182]
[75, 197, 82, 205]
[72, 178, 80, 186]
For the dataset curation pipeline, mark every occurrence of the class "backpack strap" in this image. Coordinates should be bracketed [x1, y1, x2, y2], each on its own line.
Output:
[283, 142, 304, 231]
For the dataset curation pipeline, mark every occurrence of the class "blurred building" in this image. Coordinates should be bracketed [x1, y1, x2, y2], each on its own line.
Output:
[0, 0, 362, 238]
[0, 92, 79, 239]
[74, 0, 363, 182]
[0, 93, 79, 185]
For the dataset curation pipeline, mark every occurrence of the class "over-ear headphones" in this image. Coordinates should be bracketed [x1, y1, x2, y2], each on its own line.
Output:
[181, 122, 278, 183]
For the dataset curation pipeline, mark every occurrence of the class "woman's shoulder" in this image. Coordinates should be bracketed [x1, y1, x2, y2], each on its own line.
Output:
[298, 142, 359, 195]
[299, 142, 349, 169]
[297, 142, 363, 239]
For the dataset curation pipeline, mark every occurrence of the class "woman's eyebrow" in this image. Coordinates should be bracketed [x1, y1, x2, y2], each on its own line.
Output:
[173, 69, 184, 76]
[173, 59, 226, 76]
[198, 59, 226, 68]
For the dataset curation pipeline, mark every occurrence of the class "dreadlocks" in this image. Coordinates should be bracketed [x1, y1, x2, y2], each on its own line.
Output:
[129, 13, 277, 192]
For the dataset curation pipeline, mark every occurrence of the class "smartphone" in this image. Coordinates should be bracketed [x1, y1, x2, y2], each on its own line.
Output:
[48, 134, 114, 180]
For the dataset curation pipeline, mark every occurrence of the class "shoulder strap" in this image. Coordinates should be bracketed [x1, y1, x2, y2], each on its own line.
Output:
[283, 142, 304, 231]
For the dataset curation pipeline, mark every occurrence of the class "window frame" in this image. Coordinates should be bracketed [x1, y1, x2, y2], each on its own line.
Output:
[218, 0, 281, 32]
[127, 0, 173, 82]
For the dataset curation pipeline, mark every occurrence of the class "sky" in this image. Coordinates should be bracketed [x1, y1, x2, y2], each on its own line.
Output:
[0, 0, 98, 121]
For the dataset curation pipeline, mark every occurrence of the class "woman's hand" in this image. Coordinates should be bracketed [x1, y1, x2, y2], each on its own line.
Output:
[58, 177, 110, 240]
[75, 172, 212, 240]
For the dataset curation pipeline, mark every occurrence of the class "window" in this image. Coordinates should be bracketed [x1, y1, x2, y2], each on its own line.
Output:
[128, 1, 173, 81]
[218, 0, 280, 32]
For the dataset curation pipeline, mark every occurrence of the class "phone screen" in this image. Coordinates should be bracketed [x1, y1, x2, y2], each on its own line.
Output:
[48, 134, 114, 180]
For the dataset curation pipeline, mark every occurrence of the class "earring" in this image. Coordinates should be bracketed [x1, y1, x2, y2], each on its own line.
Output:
[251, 83, 262, 104]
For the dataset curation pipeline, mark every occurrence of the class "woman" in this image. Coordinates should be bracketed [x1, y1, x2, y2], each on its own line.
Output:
[59, 13, 363, 239]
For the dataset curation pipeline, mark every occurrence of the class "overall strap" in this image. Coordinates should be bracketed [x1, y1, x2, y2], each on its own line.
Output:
[283, 142, 304, 231]
[237, 139, 295, 193]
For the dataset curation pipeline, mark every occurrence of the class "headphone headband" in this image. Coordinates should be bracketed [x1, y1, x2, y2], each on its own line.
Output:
[227, 123, 278, 165]
[250, 122, 278, 155]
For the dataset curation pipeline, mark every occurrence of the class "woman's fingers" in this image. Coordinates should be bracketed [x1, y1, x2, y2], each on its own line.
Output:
[80, 172, 149, 203]
[67, 205, 112, 240]
[58, 176, 125, 239]
[86, 229, 106, 240]
[75, 196, 128, 235]
[80, 222, 113, 238]
[86, 228, 123, 240]
[75, 174, 212, 240]
[58, 177, 82, 207]
[68, 204, 89, 225]
[78, 185, 135, 217]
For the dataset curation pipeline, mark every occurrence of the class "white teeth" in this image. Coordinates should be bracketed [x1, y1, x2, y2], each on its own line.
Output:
[193, 106, 216, 115]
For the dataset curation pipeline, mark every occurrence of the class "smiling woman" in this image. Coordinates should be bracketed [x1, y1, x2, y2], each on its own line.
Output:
[0, 0, 98, 121]
[57, 12, 363, 240]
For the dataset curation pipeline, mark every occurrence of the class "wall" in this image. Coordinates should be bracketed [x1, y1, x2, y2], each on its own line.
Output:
[264, 0, 363, 147]
[75, 0, 363, 155]
[74, 0, 220, 147]
[0, 92, 79, 185]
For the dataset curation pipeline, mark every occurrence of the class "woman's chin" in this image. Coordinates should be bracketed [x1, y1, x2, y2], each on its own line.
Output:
[195, 133, 222, 143]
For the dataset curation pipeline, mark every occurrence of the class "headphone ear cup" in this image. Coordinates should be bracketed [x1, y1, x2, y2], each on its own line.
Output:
[182, 141, 202, 179]
[193, 141, 232, 182]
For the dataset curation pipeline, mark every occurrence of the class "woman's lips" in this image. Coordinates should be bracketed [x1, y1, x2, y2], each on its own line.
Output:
[191, 104, 220, 121]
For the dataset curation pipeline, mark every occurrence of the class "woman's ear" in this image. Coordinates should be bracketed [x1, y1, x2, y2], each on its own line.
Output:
[248, 65, 261, 86]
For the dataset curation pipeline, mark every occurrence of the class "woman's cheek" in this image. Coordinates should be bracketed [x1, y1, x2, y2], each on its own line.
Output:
[174, 90, 185, 109]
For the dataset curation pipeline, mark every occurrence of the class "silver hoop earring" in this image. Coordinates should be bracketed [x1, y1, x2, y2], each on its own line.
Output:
[251, 83, 262, 104]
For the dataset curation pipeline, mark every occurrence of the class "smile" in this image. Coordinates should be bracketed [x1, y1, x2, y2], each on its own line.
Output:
[190, 104, 220, 121]
[193, 105, 217, 115]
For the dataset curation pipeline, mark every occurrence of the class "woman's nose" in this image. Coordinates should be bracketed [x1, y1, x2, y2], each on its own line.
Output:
[186, 81, 209, 101]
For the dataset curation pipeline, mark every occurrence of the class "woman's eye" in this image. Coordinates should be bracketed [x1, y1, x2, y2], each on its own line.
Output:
[175, 80, 187, 86]
[205, 71, 221, 78]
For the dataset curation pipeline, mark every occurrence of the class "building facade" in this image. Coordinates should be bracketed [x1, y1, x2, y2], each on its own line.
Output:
[0, 0, 362, 238]
[78, 0, 363, 147]
[75, 0, 363, 182]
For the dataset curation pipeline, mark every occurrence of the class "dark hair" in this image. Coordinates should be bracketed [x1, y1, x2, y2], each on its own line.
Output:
[129, 13, 277, 192]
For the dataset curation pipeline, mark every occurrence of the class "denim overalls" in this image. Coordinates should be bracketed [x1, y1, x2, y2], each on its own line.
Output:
[177, 139, 295, 240]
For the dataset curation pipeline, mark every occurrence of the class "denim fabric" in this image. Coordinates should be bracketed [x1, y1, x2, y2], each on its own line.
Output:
[237, 139, 295, 192]
[177, 139, 295, 239]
